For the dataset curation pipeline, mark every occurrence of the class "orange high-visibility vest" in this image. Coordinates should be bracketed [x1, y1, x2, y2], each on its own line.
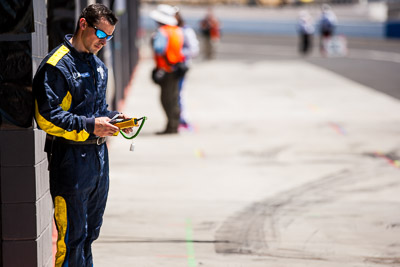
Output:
[155, 25, 184, 72]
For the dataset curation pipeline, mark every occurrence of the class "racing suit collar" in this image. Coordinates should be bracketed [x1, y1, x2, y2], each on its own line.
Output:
[64, 34, 94, 62]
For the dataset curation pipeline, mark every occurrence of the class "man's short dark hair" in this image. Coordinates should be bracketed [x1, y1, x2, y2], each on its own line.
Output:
[74, 4, 118, 35]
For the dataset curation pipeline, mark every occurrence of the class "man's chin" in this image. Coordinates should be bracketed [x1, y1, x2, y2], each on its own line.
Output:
[90, 46, 102, 54]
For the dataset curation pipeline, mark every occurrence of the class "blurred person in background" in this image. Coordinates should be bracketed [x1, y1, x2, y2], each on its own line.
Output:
[150, 4, 185, 134]
[318, 4, 337, 53]
[199, 8, 220, 60]
[175, 10, 199, 131]
[297, 10, 315, 55]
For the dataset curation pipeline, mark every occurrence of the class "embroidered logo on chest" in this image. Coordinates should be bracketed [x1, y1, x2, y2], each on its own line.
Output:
[97, 66, 105, 80]
[73, 72, 90, 79]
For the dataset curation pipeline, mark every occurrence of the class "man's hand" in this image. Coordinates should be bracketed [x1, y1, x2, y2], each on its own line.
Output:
[94, 117, 119, 137]
[117, 113, 134, 134]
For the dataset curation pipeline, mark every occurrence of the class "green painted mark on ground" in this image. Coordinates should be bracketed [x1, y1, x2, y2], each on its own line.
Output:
[186, 219, 197, 267]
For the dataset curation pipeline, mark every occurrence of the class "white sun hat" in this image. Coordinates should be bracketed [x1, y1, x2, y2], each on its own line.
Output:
[150, 4, 179, 26]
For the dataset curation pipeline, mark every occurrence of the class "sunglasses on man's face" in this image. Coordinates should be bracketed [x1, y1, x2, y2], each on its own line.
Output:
[88, 23, 113, 41]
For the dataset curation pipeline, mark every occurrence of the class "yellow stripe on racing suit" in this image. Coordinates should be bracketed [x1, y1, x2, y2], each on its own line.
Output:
[47, 45, 69, 67]
[35, 101, 90, 141]
[54, 196, 68, 267]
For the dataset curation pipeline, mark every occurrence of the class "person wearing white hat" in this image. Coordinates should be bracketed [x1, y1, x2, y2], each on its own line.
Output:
[150, 4, 178, 26]
[150, 4, 185, 134]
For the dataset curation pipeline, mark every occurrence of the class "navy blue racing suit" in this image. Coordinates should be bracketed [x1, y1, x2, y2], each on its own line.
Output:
[33, 35, 119, 267]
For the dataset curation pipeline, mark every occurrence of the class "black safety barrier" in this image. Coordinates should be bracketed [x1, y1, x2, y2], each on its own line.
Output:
[0, 41, 33, 128]
[0, 0, 34, 34]
[47, 0, 76, 51]
[0, 0, 35, 128]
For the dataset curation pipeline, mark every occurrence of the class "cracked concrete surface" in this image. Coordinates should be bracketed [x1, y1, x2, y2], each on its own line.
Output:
[92, 58, 400, 266]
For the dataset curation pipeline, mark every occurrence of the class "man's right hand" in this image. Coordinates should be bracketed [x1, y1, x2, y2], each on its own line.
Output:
[93, 117, 119, 137]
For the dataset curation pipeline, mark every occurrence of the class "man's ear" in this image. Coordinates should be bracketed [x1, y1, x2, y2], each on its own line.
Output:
[79, 18, 87, 30]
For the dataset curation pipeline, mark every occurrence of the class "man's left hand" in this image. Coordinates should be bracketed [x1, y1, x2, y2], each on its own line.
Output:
[117, 113, 134, 134]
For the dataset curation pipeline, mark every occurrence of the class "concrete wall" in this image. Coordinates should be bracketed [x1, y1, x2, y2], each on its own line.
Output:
[0, 0, 53, 266]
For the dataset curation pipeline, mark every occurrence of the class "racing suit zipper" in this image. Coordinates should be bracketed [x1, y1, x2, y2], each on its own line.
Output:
[87, 60, 97, 87]
[87, 61, 103, 171]
[87, 60, 99, 113]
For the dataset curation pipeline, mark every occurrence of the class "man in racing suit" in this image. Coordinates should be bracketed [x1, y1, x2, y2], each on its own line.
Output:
[33, 4, 132, 266]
